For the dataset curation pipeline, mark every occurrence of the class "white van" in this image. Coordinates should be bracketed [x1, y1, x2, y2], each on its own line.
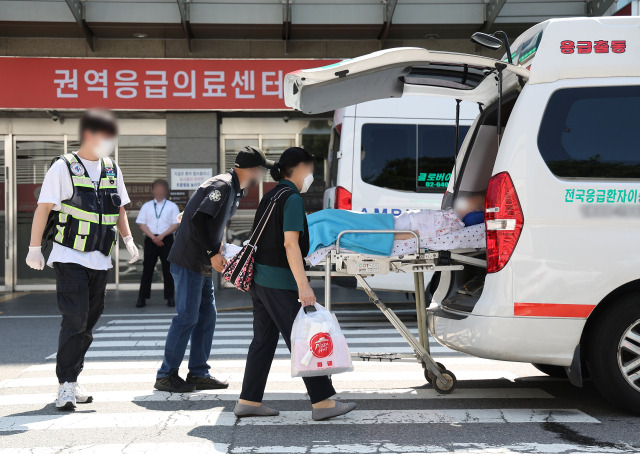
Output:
[325, 96, 476, 291]
[286, 16, 640, 413]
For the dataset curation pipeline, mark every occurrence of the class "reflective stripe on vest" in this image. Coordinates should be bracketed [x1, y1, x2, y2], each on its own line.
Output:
[54, 225, 65, 243]
[72, 176, 94, 188]
[99, 177, 117, 190]
[60, 204, 100, 223]
[77, 220, 91, 235]
[73, 235, 87, 251]
[102, 213, 119, 226]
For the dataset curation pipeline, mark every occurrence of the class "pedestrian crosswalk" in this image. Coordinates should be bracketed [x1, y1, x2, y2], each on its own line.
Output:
[0, 309, 606, 453]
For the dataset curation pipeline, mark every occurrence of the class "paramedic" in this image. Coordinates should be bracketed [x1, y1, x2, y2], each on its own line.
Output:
[154, 146, 270, 393]
[25, 109, 139, 410]
[235, 147, 357, 421]
[135, 179, 180, 308]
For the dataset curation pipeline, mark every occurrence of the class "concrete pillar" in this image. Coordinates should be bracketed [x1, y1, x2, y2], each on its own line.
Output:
[166, 112, 219, 185]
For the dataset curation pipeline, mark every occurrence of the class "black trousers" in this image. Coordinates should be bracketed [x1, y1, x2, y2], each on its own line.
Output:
[54, 262, 109, 383]
[240, 283, 336, 404]
[138, 235, 174, 300]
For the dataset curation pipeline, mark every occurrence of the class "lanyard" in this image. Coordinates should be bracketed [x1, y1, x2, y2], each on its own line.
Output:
[153, 200, 167, 219]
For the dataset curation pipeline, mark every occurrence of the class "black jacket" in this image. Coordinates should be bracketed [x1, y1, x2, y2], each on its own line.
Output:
[168, 170, 243, 275]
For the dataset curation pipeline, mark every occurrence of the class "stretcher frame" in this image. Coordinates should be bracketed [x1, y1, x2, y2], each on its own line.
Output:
[305, 229, 486, 394]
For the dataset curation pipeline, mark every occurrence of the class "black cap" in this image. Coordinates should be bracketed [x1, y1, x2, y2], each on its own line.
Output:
[235, 146, 274, 169]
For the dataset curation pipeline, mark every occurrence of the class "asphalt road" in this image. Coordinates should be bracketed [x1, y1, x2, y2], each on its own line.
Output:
[0, 286, 639, 454]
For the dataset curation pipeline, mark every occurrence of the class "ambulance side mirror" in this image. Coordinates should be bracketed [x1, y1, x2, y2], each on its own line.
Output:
[471, 32, 503, 50]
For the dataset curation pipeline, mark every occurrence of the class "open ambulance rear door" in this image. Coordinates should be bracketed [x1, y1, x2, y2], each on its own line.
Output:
[284, 48, 529, 114]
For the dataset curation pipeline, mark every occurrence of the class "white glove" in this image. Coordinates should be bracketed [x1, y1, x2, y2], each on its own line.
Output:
[26, 246, 45, 270]
[123, 235, 139, 264]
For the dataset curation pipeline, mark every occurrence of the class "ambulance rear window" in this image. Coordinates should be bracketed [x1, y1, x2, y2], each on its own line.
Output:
[360, 123, 468, 193]
[538, 85, 640, 179]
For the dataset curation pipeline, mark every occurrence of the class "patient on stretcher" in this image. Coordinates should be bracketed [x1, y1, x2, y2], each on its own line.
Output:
[305, 194, 486, 262]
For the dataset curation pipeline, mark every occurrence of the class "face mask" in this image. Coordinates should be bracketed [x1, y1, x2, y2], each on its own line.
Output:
[94, 138, 115, 158]
[301, 172, 314, 194]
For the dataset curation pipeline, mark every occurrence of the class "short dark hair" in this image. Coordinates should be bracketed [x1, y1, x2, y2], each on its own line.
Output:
[151, 179, 170, 191]
[79, 109, 118, 140]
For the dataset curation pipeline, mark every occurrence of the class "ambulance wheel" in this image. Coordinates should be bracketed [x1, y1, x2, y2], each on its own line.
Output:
[586, 294, 640, 415]
[433, 370, 456, 394]
[532, 364, 567, 379]
[424, 362, 446, 384]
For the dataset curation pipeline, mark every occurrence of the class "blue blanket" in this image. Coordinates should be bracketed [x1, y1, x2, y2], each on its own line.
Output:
[307, 210, 395, 256]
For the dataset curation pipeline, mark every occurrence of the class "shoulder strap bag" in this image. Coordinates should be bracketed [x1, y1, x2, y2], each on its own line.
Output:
[222, 187, 291, 292]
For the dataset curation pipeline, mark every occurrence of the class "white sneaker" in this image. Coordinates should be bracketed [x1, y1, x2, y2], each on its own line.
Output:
[56, 382, 76, 410]
[73, 382, 93, 404]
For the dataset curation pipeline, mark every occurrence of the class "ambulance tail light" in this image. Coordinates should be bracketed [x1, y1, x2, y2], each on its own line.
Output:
[485, 172, 523, 273]
[334, 186, 352, 210]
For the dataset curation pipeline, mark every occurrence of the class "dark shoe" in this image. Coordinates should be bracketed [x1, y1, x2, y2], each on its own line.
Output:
[186, 373, 229, 390]
[136, 298, 146, 308]
[166, 297, 175, 307]
[154, 372, 196, 393]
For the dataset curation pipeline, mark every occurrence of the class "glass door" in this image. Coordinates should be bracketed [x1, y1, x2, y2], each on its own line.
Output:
[0, 136, 7, 289]
[116, 135, 167, 288]
[14, 136, 65, 287]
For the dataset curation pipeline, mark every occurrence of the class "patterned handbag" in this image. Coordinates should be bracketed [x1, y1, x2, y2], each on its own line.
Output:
[222, 187, 290, 292]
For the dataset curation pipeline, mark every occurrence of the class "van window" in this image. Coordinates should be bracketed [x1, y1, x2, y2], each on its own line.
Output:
[538, 85, 640, 179]
[361, 123, 468, 193]
[418, 124, 470, 192]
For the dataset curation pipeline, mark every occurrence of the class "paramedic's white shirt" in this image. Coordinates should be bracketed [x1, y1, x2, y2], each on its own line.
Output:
[38, 155, 130, 271]
[136, 199, 179, 235]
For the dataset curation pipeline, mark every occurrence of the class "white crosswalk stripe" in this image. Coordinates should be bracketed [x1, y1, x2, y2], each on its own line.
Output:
[0, 408, 598, 432]
[0, 310, 603, 453]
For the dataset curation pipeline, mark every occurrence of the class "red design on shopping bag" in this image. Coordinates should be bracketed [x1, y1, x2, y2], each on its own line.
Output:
[310, 333, 333, 358]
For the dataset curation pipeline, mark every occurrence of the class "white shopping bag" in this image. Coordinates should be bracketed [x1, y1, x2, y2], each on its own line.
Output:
[291, 303, 354, 378]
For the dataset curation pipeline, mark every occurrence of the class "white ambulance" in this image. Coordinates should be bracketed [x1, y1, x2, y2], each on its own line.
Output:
[325, 96, 476, 214]
[325, 96, 476, 291]
[285, 17, 640, 413]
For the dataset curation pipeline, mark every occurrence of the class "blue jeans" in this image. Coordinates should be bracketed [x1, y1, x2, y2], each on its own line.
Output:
[157, 262, 216, 378]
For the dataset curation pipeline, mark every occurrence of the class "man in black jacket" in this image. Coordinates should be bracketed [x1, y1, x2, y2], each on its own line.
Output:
[155, 147, 272, 393]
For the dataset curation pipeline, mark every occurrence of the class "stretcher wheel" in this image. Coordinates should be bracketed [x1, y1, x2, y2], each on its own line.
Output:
[433, 370, 457, 394]
[424, 362, 446, 384]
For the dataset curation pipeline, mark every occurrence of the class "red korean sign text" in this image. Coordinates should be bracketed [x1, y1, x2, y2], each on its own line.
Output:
[0, 57, 340, 110]
[560, 40, 627, 55]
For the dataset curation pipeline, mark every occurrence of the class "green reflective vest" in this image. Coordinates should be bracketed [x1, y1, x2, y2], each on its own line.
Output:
[52, 153, 121, 256]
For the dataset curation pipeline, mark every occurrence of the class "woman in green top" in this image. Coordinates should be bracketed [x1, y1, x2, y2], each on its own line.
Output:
[234, 147, 356, 421]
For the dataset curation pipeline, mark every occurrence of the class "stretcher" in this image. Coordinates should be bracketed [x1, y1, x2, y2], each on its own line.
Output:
[305, 229, 486, 394]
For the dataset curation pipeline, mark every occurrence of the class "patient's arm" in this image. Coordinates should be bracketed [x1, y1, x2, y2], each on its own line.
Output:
[394, 231, 419, 240]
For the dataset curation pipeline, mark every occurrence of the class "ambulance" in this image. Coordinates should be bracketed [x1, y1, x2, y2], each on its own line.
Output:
[285, 17, 640, 413]
[325, 95, 476, 292]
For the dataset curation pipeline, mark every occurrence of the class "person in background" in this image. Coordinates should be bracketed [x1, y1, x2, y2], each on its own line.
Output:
[135, 179, 180, 308]
[235, 147, 356, 421]
[25, 109, 139, 411]
[154, 146, 271, 393]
